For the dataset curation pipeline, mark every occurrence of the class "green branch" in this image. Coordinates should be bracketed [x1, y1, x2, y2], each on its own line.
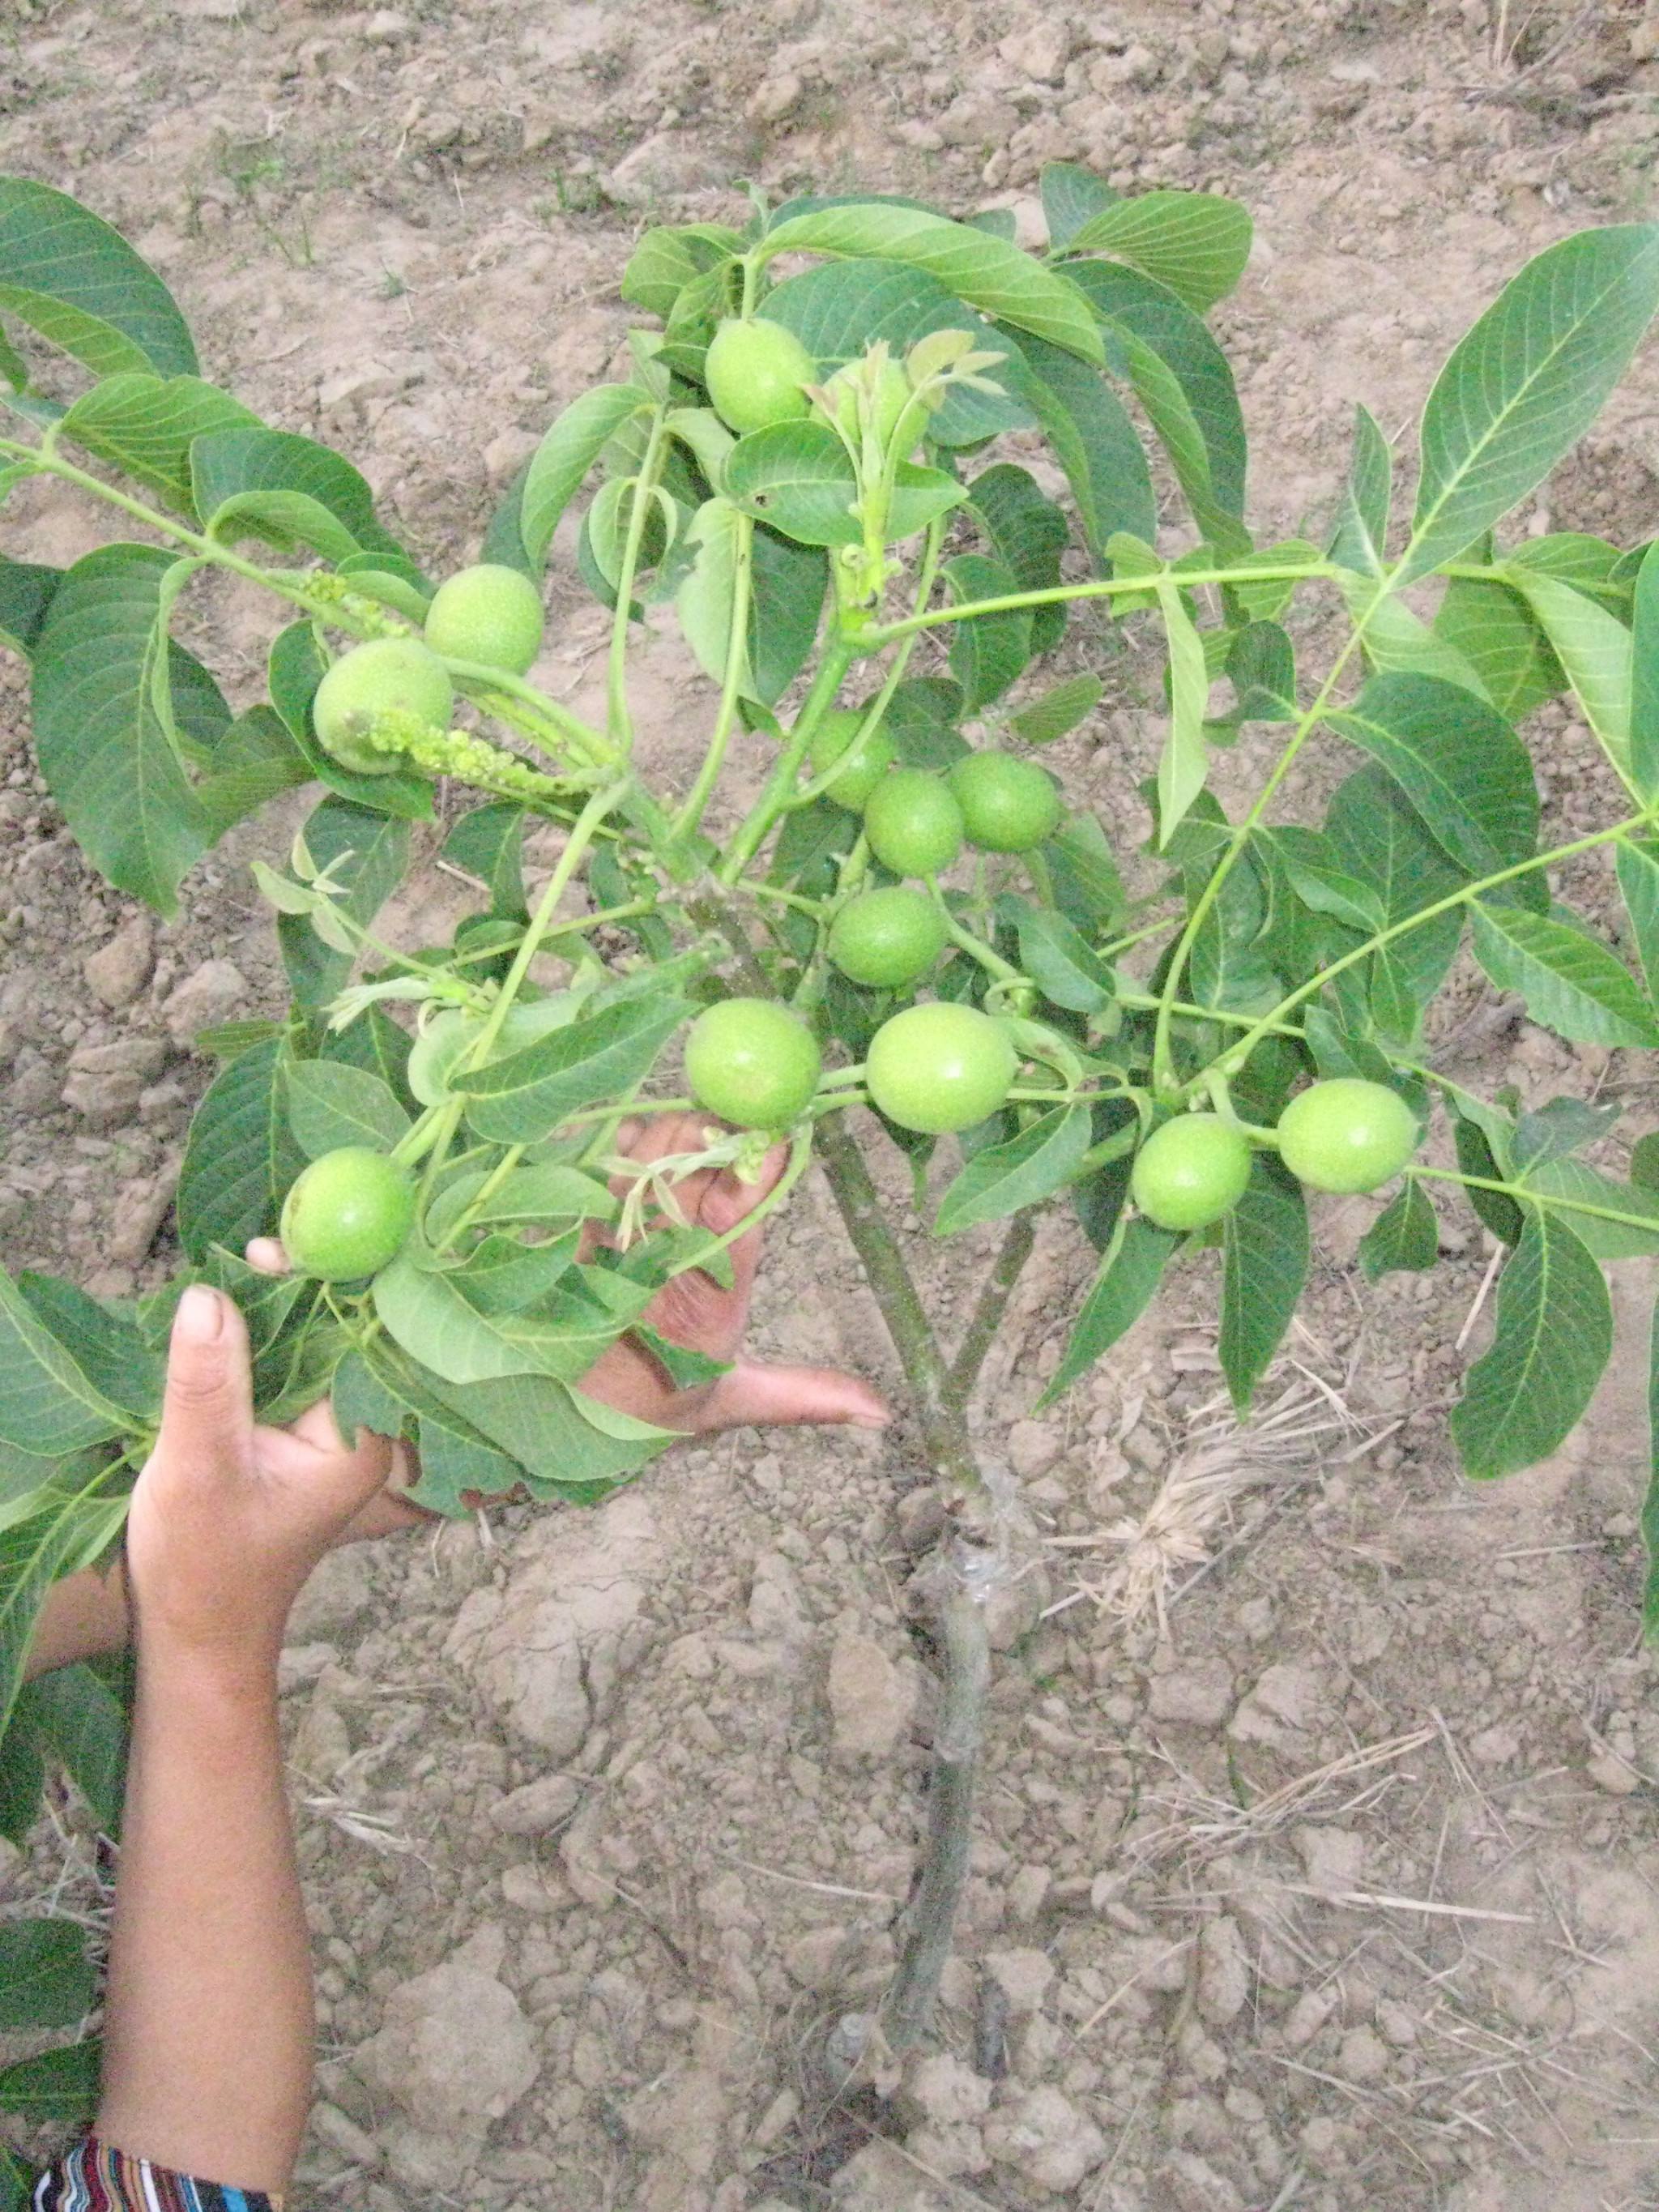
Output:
[670, 510, 753, 845]
[1151, 582, 1383, 1091]
[1194, 806, 1653, 1091]
[858, 557, 1337, 648]
[946, 1212, 1037, 1410]
[605, 407, 671, 754]
[460, 779, 629, 1070]
[717, 643, 855, 886]
[1416, 1164, 1659, 1239]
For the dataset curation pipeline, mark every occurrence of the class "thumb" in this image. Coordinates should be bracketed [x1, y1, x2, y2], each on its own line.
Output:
[156, 1285, 254, 1467]
[704, 1357, 889, 1432]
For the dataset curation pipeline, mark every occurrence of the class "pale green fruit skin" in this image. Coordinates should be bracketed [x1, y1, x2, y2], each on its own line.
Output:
[864, 770, 966, 878]
[827, 886, 948, 989]
[279, 1148, 416, 1281]
[704, 318, 817, 434]
[947, 751, 1064, 854]
[684, 997, 823, 1130]
[808, 707, 897, 812]
[1276, 1078, 1420, 1195]
[865, 1002, 1017, 1135]
[423, 564, 546, 676]
[1130, 1114, 1252, 1232]
[313, 638, 454, 775]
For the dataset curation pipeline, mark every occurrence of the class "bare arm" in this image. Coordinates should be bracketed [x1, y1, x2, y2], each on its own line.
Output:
[93, 1286, 391, 2197]
[95, 1656, 312, 2193]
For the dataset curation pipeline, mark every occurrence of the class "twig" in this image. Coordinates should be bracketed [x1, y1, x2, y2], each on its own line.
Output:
[1273, 1882, 1534, 1925]
[883, 1575, 991, 2051]
[1456, 1244, 1504, 1352]
[945, 1211, 1037, 1409]
[1073, 1937, 1193, 2038]
[719, 1855, 903, 1904]
[814, 1114, 977, 1491]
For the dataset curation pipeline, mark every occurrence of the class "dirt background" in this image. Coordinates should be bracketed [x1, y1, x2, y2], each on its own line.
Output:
[5, 0, 1659, 2206]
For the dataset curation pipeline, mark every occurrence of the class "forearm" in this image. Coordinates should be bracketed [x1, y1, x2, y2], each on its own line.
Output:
[95, 1649, 312, 2197]
[23, 1481, 422, 1685]
[23, 1568, 130, 1680]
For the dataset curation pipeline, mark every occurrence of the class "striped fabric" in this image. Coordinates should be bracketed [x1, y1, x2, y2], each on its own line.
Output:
[32, 2138, 279, 2211]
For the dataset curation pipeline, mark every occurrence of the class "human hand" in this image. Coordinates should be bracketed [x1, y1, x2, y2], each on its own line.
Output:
[247, 1111, 889, 1445]
[579, 1112, 889, 1433]
[123, 1285, 395, 1681]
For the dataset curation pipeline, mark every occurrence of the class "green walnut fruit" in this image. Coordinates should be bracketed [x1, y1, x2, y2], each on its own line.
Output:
[808, 706, 897, 812]
[865, 1001, 1017, 1134]
[828, 886, 949, 989]
[684, 997, 823, 1129]
[312, 638, 454, 776]
[1130, 1114, 1253, 1232]
[279, 1148, 416, 1281]
[704, 318, 817, 434]
[1275, 1078, 1420, 1195]
[423, 563, 546, 675]
[864, 769, 966, 878]
[946, 751, 1064, 854]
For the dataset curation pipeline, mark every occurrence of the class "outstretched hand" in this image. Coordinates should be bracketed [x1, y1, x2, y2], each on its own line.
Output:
[578, 1112, 889, 1434]
[249, 1109, 888, 1443]
[245, 1108, 886, 1527]
[25, 1108, 885, 1678]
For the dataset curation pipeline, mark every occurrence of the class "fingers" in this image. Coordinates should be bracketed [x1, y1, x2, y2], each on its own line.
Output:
[702, 1357, 889, 1433]
[258, 1420, 394, 1530]
[693, 1138, 789, 1236]
[339, 1488, 429, 1539]
[245, 1237, 290, 1276]
[272, 1408, 426, 1539]
[156, 1286, 255, 1471]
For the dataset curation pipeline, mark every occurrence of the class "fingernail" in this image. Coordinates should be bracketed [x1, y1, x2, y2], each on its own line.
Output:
[177, 1283, 226, 1342]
